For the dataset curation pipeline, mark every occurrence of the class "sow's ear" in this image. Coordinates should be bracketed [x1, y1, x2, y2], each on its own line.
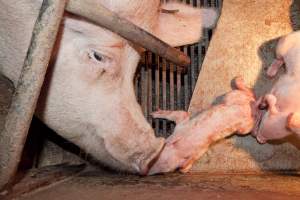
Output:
[153, 2, 217, 47]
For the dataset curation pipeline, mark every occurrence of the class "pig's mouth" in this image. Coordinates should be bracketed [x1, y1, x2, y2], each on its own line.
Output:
[253, 110, 262, 136]
[252, 96, 269, 136]
[139, 141, 166, 175]
[252, 106, 266, 138]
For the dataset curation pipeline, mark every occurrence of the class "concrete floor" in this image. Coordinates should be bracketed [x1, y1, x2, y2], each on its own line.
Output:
[6, 165, 300, 200]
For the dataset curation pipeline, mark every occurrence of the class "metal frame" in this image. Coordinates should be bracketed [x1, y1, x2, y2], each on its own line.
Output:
[0, 0, 68, 190]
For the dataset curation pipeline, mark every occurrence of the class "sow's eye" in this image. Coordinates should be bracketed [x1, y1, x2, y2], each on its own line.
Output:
[83, 49, 117, 79]
[88, 50, 108, 63]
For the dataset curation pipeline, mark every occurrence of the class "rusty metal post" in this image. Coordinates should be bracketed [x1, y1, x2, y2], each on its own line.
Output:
[66, 0, 191, 68]
[0, 0, 67, 190]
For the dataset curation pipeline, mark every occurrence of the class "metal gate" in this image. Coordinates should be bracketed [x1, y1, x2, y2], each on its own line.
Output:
[137, 0, 222, 137]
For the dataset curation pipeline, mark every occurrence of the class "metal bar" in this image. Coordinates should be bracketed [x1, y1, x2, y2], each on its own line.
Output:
[204, 0, 209, 6]
[0, 0, 67, 190]
[191, 45, 196, 90]
[135, 66, 141, 105]
[141, 62, 147, 117]
[170, 63, 175, 111]
[147, 52, 153, 123]
[169, 63, 175, 130]
[66, 0, 190, 67]
[197, 0, 204, 73]
[176, 65, 182, 110]
[155, 56, 160, 135]
[183, 47, 189, 110]
[134, 68, 139, 102]
[162, 59, 167, 135]
[188, 0, 197, 104]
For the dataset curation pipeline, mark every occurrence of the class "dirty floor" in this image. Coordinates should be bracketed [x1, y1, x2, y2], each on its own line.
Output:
[2, 164, 299, 200]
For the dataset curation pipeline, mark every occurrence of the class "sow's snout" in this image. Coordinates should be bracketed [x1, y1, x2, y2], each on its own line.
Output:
[137, 136, 165, 175]
[103, 126, 165, 175]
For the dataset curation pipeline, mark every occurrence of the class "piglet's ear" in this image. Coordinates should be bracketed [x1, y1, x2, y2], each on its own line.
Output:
[153, 3, 217, 47]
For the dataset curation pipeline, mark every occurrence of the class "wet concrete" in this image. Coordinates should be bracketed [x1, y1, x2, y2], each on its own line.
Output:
[14, 166, 300, 200]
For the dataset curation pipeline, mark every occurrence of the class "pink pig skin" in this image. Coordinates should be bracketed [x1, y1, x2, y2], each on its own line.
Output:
[148, 77, 257, 175]
[253, 31, 300, 143]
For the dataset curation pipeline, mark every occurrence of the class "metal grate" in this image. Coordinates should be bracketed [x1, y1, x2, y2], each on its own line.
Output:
[135, 0, 222, 138]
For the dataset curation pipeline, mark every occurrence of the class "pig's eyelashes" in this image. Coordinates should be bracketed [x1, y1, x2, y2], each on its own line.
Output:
[87, 50, 113, 68]
[92, 51, 103, 62]
[88, 50, 105, 63]
[84, 49, 115, 77]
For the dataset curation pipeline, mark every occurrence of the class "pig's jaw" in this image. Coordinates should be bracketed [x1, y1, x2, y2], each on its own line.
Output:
[72, 128, 165, 174]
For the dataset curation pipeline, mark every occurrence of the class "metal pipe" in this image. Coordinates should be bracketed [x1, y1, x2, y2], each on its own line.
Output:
[0, 0, 67, 190]
[66, 0, 191, 68]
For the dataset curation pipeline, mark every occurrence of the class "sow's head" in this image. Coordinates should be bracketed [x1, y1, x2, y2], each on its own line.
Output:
[36, 0, 217, 174]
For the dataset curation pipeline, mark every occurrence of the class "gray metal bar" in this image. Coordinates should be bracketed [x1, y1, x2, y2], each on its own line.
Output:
[183, 47, 189, 110]
[155, 56, 160, 135]
[141, 62, 147, 117]
[147, 52, 153, 124]
[162, 59, 167, 135]
[0, 0, 67, 190]
[169, 63, 175, 130]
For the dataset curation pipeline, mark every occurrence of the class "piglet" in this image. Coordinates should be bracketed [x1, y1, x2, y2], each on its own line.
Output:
[148, 77, 257, 175]
[253, 31, 300, 143]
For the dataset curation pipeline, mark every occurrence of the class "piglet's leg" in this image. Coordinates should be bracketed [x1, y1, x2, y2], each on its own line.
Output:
[287, 112, 300, 135]
[179, 147, 209, 173]
[151, 110, 190, 124]
[264, 94, 278, 115]
[266, 58, 284, 78]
